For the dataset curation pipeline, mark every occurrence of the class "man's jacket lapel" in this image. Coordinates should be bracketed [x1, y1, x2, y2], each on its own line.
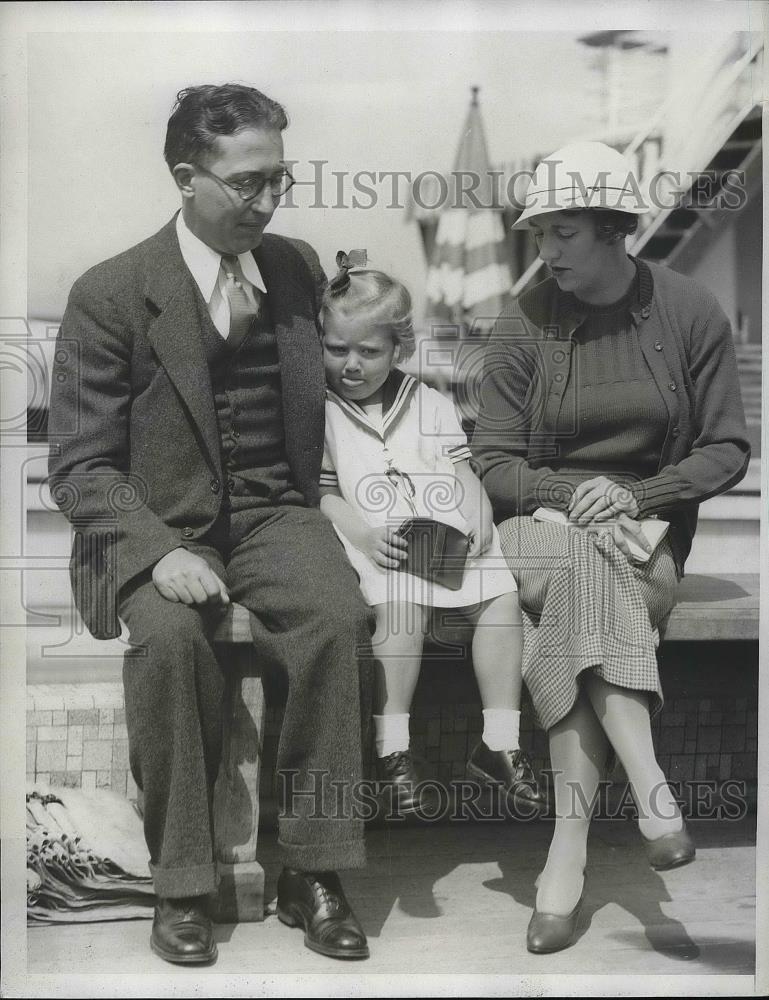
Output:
[142, 222, 222, 476]
[255, 241, 325, 494]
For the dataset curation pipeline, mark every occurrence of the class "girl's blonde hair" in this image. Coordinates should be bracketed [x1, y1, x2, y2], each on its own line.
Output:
[321, 268, 416, 362]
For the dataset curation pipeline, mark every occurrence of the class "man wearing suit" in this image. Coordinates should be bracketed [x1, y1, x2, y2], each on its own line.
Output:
[47, 84, 374, 965]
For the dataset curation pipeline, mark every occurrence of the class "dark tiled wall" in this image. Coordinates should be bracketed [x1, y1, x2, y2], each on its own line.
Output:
[27, 642, 758, 799]
[259, 639, 759, 793]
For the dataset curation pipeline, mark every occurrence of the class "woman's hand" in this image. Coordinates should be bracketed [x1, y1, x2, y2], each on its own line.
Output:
[568, 476, 640, 525]
[568, 480, 652, 563]
[359, 525, 409, 569]
[607, 513, 653, 564]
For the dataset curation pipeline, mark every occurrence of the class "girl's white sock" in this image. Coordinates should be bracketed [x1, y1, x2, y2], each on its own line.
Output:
[482, 708, 521, 752]
[374, 713, 410, 757]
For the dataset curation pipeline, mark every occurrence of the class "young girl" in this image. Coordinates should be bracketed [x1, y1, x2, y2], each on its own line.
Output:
[318, 252, 545, 816]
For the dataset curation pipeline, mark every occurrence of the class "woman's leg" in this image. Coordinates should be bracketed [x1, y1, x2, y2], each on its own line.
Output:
[537, 690, 609, 915]
[583, 673, 682, 840]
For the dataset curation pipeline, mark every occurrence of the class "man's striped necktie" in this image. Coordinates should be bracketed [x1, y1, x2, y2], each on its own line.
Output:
[220, 254, 260, 351]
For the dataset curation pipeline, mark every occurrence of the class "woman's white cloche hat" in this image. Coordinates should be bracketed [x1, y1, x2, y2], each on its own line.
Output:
[513, 140, 650, 228]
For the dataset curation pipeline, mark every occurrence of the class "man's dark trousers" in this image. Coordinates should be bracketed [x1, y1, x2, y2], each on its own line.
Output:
[119, 504, 374, 899]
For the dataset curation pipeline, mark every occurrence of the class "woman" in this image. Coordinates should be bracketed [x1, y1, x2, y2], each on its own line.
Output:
[471, 141, 750, 953]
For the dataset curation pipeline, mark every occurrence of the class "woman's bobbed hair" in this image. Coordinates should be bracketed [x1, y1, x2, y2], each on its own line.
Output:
[589, 209, 639, 243]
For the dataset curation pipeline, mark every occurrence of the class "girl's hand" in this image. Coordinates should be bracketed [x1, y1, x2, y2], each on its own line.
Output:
[568, 476, 640, 525]
[360, 525, 409, 569]
[466, 516, 493, 559]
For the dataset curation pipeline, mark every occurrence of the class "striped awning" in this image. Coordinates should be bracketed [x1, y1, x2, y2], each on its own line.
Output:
[424, 88, 514, 336]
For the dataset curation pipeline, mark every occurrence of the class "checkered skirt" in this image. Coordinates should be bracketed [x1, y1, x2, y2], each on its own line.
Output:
[498, 516, 680, 731]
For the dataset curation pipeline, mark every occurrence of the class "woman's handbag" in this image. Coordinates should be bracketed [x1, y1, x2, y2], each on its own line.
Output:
[394, 517, 470, 590]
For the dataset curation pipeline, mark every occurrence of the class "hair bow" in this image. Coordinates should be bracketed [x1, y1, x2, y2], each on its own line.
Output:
[335, 249, 368, 270]
[329, 249, 368, 296]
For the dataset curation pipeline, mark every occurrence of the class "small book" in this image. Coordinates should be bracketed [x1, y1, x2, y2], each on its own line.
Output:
[395, 518, 470, 590]
[532, 507, 669, 564]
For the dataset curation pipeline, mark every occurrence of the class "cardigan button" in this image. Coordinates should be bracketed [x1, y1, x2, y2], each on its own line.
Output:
[182, 527, 194, 539]
[554, 373, 564, 383]
[672, 426, 680, 437]
[654, 342, 663, 351]
[641, 307, 651, 319]
[210, 478, 221, 494]
[668, 381, 677, 391]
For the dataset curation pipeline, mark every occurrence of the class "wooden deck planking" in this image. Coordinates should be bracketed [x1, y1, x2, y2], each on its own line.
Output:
[26, 818, 756, 979]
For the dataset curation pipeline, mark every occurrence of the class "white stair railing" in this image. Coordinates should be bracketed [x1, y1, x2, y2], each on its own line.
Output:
[511, 34, 764, 296]
[629, 36, 763, 256]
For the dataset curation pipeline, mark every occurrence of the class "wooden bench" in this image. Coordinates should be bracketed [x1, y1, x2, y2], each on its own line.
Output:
[209, 572, 759, 922]
[661, 573, 759, 641]
[209, 603, 267, 924]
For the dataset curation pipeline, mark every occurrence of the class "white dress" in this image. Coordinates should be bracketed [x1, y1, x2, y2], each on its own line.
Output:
[321, 370, 517, 608]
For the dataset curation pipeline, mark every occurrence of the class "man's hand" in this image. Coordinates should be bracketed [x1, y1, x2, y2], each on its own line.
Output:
[152, 548, 230, 605]
[568, 476, 640, 524]
[358, 525, 408, 569]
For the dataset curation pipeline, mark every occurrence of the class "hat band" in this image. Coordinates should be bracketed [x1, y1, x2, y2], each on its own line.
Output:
[522, 187, 648, 213]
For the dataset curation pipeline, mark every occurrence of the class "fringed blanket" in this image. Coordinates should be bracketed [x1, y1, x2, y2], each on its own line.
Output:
[26, 784, 155, 923]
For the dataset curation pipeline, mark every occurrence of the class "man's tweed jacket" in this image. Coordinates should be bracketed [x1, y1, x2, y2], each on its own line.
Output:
[48, 217, 327, 639]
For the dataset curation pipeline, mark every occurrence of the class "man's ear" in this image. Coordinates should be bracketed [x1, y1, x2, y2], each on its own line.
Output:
[392, 343, 401, 363]
[172, 163, 196, 198]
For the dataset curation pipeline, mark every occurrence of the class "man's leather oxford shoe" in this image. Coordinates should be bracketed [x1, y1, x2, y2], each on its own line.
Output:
[276, 868, 369, 959]
[150, 895, 217, 965]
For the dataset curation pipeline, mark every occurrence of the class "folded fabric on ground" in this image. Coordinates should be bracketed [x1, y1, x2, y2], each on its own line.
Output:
[27, 783, 155, 923]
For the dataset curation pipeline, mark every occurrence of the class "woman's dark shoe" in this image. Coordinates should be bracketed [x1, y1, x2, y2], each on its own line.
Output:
[276, 868, 369, 959]
[526, 894, 584, 954]
[376, 749, 441, 817]
[642, 821, 696, 871]
[466, 741, 547, 812]
[150, 895, 217, 965]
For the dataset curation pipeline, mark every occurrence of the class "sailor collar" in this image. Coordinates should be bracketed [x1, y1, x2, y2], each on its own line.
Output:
[326, 368, 419, 438]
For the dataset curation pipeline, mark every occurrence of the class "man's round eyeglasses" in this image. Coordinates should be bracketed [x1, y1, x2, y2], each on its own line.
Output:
[194, 163, 295, 200]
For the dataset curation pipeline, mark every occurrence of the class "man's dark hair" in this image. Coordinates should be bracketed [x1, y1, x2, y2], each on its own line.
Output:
[164, 84, 288, 171]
